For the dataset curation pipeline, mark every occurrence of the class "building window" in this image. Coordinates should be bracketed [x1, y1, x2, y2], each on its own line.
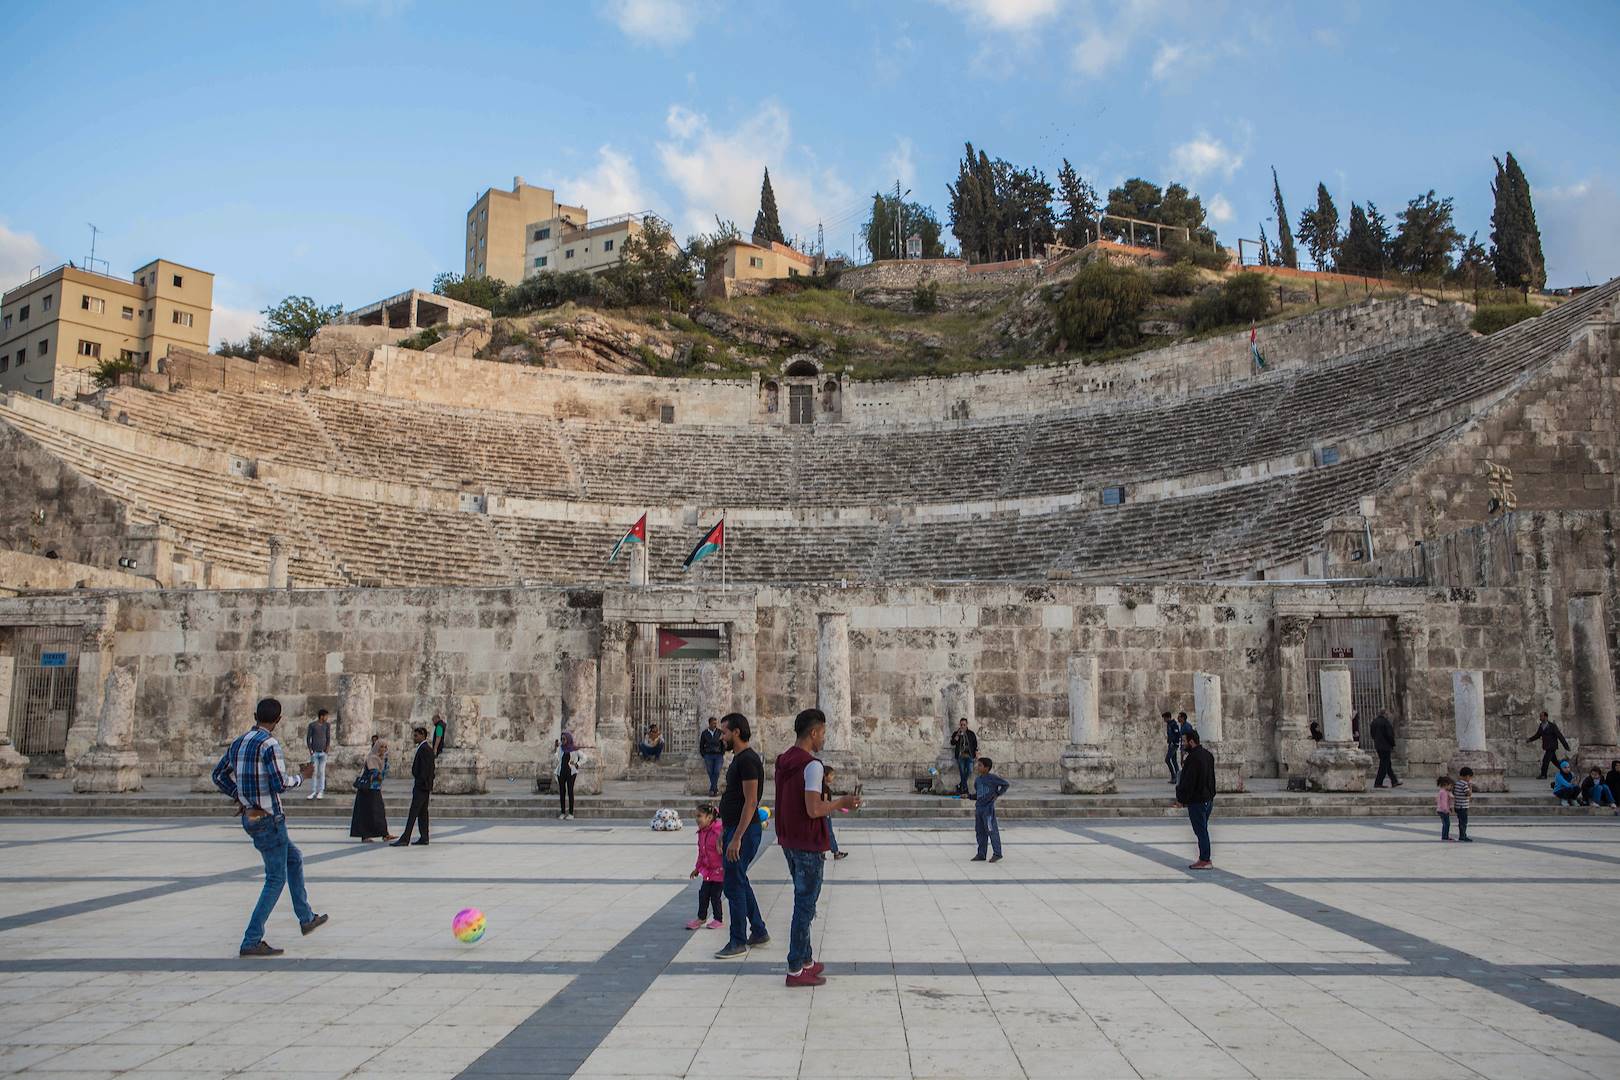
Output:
[565, 249, 575, 259]
[19, 304, 28, 321]
[82, 295, 106, 314]
[0, 355, 8, 372]
[36, 339, 47, 357]
[172, 310, 194, 328]
[1101, 485, 1126, 507]
[534, 256, 548, 268]
[172, 274, 183, 287]
[535, 227, 551, 241]
[603, 239, 614, 251]
[660, 405, 675, 424]
[78, 339, 100, 358]
[121, 306, 134, 320]
[749, 256, 764, 269]
[119, 349, 138, 362]
[789, 268, 800, 277]
[479, 236, 485, 249]
[1316, 446, 1341, 467]
[41, 294, 51, 311]
[3, 314, 9, 329]
[137, 274, 146, 286]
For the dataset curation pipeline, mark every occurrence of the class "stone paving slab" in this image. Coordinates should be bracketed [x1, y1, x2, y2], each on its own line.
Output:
[1, 814, 1619, 1078]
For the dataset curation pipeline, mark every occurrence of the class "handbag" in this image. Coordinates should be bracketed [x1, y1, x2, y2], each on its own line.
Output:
[352, 770, 368, 792]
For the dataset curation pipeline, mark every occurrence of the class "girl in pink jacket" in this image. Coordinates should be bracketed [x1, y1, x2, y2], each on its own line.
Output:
[687, 804, 725, 929]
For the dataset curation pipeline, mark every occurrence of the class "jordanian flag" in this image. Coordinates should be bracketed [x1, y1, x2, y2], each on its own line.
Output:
[1250, 324, 1268, 373]
[682, 518, 724, 571]
[608, 513, 646, 563]
[658, 627, 722, 659]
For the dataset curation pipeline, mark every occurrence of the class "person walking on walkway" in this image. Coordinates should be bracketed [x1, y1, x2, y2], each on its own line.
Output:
[1526, 712, 1571, 779]
[1173, 729, 1217, 870]
[349, 738, 392, 843]
[1162, 711, 1182, 783]
[970, 757, 1010, 862]
[554, 732, 579, 820]
[949, 718, 978, 797]
[212, 697, 327, 956]
[714, 713, 769, 959]
[774, 708, 862, 986]
[393, 726, 434, 846]
[699, 715, 725, 797]
[1371, 710, 1401, 788]
[304, 709, 332, 800]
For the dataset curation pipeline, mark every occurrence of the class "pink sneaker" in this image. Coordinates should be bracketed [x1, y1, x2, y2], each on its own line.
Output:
[685, 919, 703, 930]
[706, 919, 723, 929]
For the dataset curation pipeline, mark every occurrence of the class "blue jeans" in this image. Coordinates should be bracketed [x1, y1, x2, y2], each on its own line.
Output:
[782, 847, 824, 972]
[638, 742, 663, 761]
[1438, 811, 1451, 840]
[1589, 783, 1615, 806]
[955, 756, 973, 794]
[702, 754, 723, 794]
[974, 805, 1002, 857]
[721, 821, 765, 947]
[1164, 743, 1180, 781]
[240, 813, 313, 950]
[1186, 800, 1213, 862]
[310, 751, 328, 796]
[827, 818, 839, 855]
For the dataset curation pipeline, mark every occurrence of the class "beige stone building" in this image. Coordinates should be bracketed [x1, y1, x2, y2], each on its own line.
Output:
[0, 260, 212, 400]
[523, 212, 661, 277]
[465, 177, 585, 285]
[718, 238, 818, 283]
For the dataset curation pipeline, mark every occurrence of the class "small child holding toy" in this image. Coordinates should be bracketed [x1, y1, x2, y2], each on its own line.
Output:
[687, 803, 724, 930]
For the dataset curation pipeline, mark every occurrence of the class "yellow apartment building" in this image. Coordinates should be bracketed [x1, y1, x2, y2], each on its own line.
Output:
[466, 177, 585, 285]
[523, 212, 662, 277]
[718, 238, 819, 283]
[0, 259, 213, 400]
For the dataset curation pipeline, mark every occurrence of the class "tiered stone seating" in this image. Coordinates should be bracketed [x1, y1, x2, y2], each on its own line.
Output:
[563, 421, 794, 505]
[275, 490, 508, 587]
[100, 387, 341, 471]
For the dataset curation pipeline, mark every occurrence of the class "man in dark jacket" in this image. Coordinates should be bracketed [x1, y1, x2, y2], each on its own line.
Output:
[1173, 729, 1216, 870]
[1370, 710, 1401, 788]
[949, 718, 978, 797]
[1526, 712, 1571, 779]
[698, 715, 726, 797]
[1162, 711, 1182, 783]
[393, 726, 435, 846]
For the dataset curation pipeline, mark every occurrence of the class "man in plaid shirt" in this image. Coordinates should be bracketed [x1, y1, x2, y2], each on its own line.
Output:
[212, 697, 328, 956]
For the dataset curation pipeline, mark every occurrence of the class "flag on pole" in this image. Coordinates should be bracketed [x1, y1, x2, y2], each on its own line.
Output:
[1250, 324, 1268, 373]
[682, 518, 724, 572]
[608, 513, 647, 563]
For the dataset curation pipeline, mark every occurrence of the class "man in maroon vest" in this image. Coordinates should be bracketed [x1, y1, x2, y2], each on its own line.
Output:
[774, 708, 862, 987]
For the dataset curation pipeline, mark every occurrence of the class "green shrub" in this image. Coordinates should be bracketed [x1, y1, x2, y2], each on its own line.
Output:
[396, 326, 445, 351]
[1052, 260, 1152, 348]
[501, 270, 595, 315]
[1470, 303, 1539, 335]
[1154, 261, 1199, 297]
[1163, 239, 1231, 271]
[90, 357, 144, 389]
[912, 280, 940, 312]
[1188, 273, 1273, 332]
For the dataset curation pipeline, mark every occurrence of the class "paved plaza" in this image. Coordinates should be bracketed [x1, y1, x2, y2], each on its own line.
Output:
[2, 815, 1619, 1079]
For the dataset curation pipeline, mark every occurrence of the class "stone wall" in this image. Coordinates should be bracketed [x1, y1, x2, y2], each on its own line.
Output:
[0, 550, 154, 596]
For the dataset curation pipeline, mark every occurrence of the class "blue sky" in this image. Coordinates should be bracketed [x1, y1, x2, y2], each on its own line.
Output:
[2, 0, 1615, 343]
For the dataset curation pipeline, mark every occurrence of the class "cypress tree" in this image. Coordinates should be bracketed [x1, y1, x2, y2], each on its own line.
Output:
[752, 168, 785, 246]
[1339, 203, 1379, 275]
[1270, 166, 1298, 269]
[1490, 152, 1546, 290]
[1296, 182, 1341, 271]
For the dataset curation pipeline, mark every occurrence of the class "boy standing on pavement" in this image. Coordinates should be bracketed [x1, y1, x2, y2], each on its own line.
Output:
[970, 757, 1010, 862]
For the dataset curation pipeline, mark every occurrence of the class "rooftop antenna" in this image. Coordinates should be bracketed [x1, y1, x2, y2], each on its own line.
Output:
[83, 223, 108, 276]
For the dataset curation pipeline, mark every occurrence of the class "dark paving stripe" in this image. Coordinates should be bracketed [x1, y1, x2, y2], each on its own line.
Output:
[1367, 820, 1620, 865]
[1061, 821, 1620, 1043]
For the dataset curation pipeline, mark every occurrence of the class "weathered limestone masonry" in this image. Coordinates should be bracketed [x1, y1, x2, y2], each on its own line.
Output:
[1449, 669, 1507, 791]
[0, 656, 26, 790]
[73, 667, 143, 793]
[0, 574, 1612, 785]
[1306, 664, 1372, 791]
[1194, 672, 1245, 793]
[1059, 656, 1116, 793]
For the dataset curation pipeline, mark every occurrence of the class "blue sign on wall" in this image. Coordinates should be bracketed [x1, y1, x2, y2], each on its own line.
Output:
[39, 652, 69, 669]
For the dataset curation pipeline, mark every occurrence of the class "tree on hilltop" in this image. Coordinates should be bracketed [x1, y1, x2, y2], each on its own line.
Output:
[262, 295, 343, 348]
[863, 193, 945, 261]
[752, 168, 786, 246]
[1269, 167, 1298, 269]
[1296, 183, 1341, 271]
[432, 272, 507, 312]
[1392, 190, 1464, 277]
[947, 143, 1055, 262]
[1056, 159, 1100, 247]
[1338, 203, 1385, 276]
[1102, 178, 1215, 248]
[1490, 152, 1546, 291]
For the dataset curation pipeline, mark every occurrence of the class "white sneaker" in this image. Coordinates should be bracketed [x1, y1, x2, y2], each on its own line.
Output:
[567, 813, 574, 820]
[307, 792, 317, 800]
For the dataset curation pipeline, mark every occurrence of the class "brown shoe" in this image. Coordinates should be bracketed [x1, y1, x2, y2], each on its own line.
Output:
[300, 913, 328, 936]
[239, 941, 284, 957]
[1188, 860, 1213, 870]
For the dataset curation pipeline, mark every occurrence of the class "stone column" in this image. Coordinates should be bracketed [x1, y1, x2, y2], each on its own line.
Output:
[561, 657, 602, 795]
[1306, 664, 1372, 791]
[816, 611, 859, 785]
[686, 660, 732, 795]
[436, 695, 488, 794]
[628, 544, 648, 587]
[1060, 656, 1116, 793]
[1448, 669, 1507, 791]
[932, 678, 972, 795]
[1195, 671, 1244, 793]
[596, 621, 633, 780]
[1273, 616, 1314, 780]
[1393, 614, 1444, 771]
[1569, 594, 1620, 768]
[266, 536, 290, 589]
[65, 623, 116, 766]
[192, 669, 259, 791]
[0, 657, 28, 791]
[74, 667, 143, 792]
[332, 672, 375, 773]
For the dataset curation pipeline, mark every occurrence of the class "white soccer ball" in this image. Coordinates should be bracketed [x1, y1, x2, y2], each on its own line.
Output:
[650, 808, 683, 831]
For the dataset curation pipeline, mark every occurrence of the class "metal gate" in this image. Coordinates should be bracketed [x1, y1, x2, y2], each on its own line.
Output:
[788, 385, 813, 425]
[630, 623, 729, 757]
[1305, 617, 1393, 750]
[10, 626, 81, 757]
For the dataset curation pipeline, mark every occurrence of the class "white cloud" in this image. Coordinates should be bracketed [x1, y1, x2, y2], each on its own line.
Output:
[1072, 27, 1126, 78]
[937, 0, 1062, 31]
[0, 222, 49, 290]
[601, 0, 697, 45]
[1069, 0, 1168, 78]
[1537, 177, 1620, 288]
[209, 303, 262, 350]
[1208, 193, 1234, 224]
[884, 137, 917, 192]
[657, 102, 853, 243]
[556, 145, 653, 217]
[1150, 41, 1185, 80]
[1169, 133, 1244, 181]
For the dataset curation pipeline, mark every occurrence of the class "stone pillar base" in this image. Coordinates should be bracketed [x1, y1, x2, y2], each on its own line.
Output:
[435, 750, 488, 794]
[818, 748, 861, 794]
[932, 750, 961, 795]
[574, 758, 603, 797]
[1447, 748, 1508, 792]
[1209, 743, 1246, 794]
[72, 749, 143, 793]
[1577, 744, 1620, 775]
[0, 744, 27, 791]
[1305, 743, 1372, 792]
[1059, 744, 1117, 794]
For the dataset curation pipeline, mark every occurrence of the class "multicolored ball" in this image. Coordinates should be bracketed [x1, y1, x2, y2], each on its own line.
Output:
[452, 908, 486, 944]
[757, 805, 771, 824]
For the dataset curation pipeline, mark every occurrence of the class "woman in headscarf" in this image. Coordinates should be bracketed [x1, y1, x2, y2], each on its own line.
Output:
[554, 731, 579, 820]
[350, 736, 393, 842]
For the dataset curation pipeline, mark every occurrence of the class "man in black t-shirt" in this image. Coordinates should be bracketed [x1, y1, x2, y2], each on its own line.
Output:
[715, 712, 769, 958]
